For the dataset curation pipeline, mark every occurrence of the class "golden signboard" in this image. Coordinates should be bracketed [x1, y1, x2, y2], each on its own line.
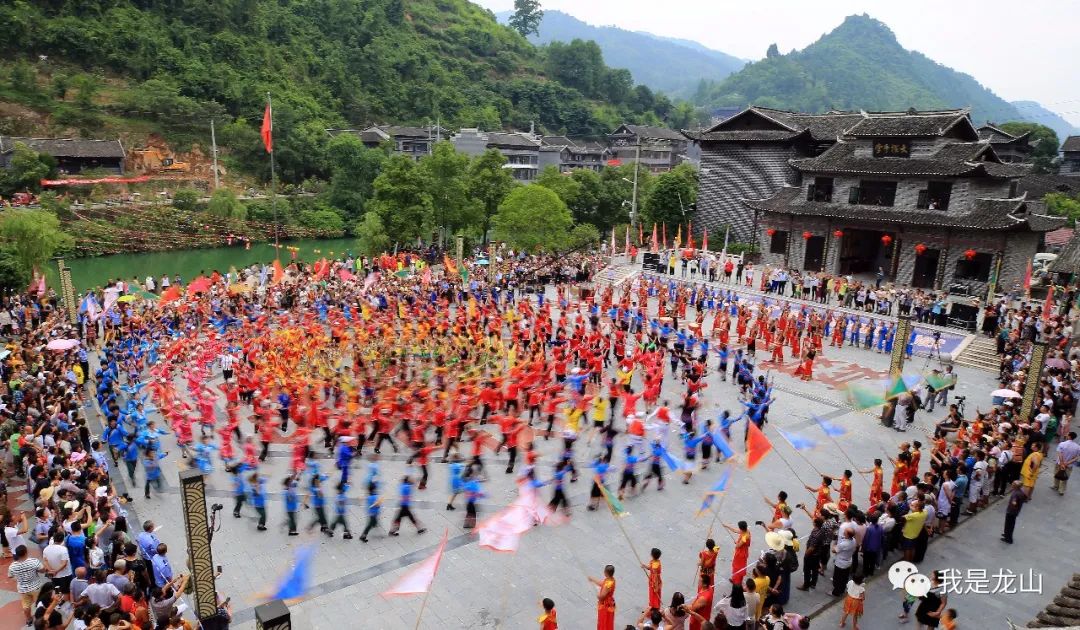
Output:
[1019, 341, 1048, 421]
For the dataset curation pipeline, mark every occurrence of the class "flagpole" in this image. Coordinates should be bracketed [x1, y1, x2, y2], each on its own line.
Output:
[413, 587, 432, 630]
[267, 92, 279, 250]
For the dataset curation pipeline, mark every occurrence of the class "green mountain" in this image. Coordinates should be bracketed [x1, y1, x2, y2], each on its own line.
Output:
[0, 0, 675, 183]
[1010, 101, 1078, 142]
[694, 14, 1023, 123]
[498, 9, 745, 98]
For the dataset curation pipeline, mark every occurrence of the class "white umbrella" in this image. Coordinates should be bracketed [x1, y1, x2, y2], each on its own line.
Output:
[991, 389, 1022, 399]
[46, 339, 79, 351]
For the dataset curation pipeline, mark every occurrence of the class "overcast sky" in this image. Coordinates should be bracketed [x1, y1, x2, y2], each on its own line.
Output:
[473, 0, 1080, 127]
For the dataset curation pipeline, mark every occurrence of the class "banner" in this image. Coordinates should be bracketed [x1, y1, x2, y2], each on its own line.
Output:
[41, 176, 152, 187]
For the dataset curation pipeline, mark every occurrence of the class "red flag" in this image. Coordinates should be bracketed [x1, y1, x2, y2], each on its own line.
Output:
[702, 231, 709, 252]
[272, 259, 284, 284]
[638, 223, 643, 246]
[381, 530, 449, 596]
[1022, 259, 1033, 293]
[687, 225, 695, 250]
[261, 102, 273, 153]
[662, 224, 667, 248]
[746, 422, 773, 470]
[160, 286, 182, 304]
[651, 223, 658, 253]
[1043, 285, 1055, 320]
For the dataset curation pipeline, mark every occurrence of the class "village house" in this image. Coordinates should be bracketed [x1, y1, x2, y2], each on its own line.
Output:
[1061, 135, 1080, 176]
[0, 136, 125, 174]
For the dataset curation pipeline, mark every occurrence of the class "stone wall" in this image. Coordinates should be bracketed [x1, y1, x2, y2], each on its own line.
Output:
[697, 142, 799, 240]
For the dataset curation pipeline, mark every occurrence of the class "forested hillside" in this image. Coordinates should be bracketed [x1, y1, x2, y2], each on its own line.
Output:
[693, 14, 1023, 124]
[0, 0, 680, 183]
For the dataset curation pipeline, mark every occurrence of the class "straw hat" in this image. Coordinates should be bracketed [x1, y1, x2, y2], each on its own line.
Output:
[765, 531, 785, 551]
[821, 502, 840, 516]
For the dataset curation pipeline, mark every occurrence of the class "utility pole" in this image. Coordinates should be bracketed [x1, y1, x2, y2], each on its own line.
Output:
[630, 141, 640, 227]
[210, 119, 219, 190]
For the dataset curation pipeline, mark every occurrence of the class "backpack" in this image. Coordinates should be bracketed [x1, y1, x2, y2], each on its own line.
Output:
[782, 547, 799, 573]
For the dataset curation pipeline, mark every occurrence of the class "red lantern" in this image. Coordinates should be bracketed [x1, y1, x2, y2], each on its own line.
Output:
[914, 243, 927, 256]
[964, 248, 977, 261]
[833, 229, 844, 238]
[802, 231, 812, 240]
[766, 228, 776, 237]
[881, 234, 893, 246]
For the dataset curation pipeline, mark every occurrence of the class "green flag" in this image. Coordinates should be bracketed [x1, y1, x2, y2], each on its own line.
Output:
[844, 383, 887, 410]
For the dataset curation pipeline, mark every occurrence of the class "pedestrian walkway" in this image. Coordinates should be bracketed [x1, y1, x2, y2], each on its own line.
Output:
[811, 484, 1080, 628]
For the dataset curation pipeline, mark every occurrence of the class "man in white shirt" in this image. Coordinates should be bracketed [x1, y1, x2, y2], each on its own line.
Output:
[1054, 432, 1080, 495]
[83, 569, 120, 610]
[43, 531, 73, 596]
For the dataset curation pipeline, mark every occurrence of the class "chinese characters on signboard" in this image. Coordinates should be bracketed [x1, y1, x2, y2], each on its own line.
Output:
[873, 139, 910, 158]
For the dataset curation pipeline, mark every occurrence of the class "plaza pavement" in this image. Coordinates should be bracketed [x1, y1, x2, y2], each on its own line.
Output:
[65, 281, 1074, 630]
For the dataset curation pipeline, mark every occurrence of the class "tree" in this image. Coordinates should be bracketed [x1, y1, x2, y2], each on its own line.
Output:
[298, 207, 346, 235]
[420, 141, 478, 240]
[566, 222, 601, 250]
[0, 143, 55, 196]
[1044, 192, 1080, 226]
[367, 155, 433, 244]
[508, 0, 543, 37]
[467, 149, 515, 243]
[0, 209, 73, 277]
[535, 165, 581, 207]
[172, 188, 201, 212]
[207, 189, 247, 220]
[71, 73, 100, 109]
[354, 211, 390, 256]
[643, 168, 696, 228]
[492, 185, 572, 252]
[0, 246, 28, 292]
[325, 133, 386, 222]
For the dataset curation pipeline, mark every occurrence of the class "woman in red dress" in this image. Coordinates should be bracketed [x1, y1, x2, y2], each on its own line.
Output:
[724, 521, 751, 584]
[590, 565, 617, 630]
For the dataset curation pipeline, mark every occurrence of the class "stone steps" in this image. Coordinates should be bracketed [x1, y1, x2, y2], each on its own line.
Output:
[953, 335, 1000, 372]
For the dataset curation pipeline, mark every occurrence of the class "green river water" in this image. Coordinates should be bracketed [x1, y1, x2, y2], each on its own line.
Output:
[47, 238, 360, 293]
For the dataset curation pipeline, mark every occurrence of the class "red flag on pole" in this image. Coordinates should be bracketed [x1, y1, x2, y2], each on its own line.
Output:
[702, 231, 709, 252]
[381, 530, 449, 596]
[662, 224, 667, 249]
[1022, 259, 1033, 293]
[746, 422, 773, 470]
[638, 223, 643, 246]
[651, 223, 658, 253]
[610, 227, 616, 254]
[261, 102, 273, 153]
[1042, 285, 1055, 320]
[687, 224, 695, 250]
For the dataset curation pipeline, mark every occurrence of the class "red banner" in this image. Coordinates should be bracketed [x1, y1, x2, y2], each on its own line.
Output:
[41, 176, 152, 187]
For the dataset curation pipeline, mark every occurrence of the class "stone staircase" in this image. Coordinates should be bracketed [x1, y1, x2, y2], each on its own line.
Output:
[953, 335, 1000, 372]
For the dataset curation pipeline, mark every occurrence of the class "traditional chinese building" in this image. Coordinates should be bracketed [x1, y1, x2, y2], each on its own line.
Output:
[976, 124, 1035, 163]
[736, 108, 1064, 301]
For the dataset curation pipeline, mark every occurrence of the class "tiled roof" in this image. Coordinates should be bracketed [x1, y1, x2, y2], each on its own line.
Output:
[977, 124, 1030, 145]
[743, 186, 1065, 232]
[750, 108, 866, 142]
[383, 126, 432, 138]
[541, 135, 575, 148]
[616, 125, 686, 141]
[1044, 226, 1075, 248]
[486, 132, 540, 149]
[791, 141, 1013, 177]
[1063, 136, 1080, 152]
[1019, 174, 1080, 199]
[0, 136, 125, 159]
[1050, 234, 1080, 274]
[843, 111, 972, 137]
[683, 129, 808, 142]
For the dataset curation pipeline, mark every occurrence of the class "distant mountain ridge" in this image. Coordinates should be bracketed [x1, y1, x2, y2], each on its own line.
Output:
[1010, 101, 1079, 142]
[496, 9, 744, 98]
[693, 15, 1026, 126]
